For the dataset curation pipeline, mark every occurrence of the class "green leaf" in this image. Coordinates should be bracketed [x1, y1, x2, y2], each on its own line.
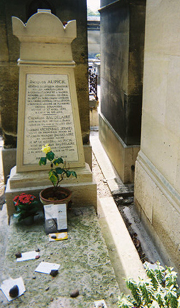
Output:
[71, 171, 77, 178]
[18, 204, 27, 210]
[49, 170, 58, 186]
[46, 151, 55, 161]
[66, 170, 71, 177]
[53, 157, 64, 165]
[118, 294, 134, 308]
[39, 157, 47, 165]
[55, 167, 65, 175]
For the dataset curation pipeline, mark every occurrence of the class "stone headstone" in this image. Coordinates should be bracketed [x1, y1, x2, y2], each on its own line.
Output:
[5, 10, 97, 221]
[12, 9, 85, 172]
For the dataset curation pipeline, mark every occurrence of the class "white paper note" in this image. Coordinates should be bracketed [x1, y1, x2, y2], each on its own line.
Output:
[94, 299, 107, 308]
[0, 277, 25, 301]
[16, 250, 40, 262]
[35, 261, 60, 274]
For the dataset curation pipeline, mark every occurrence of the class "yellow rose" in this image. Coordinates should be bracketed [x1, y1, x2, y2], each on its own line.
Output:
[41, 144, 51, 154]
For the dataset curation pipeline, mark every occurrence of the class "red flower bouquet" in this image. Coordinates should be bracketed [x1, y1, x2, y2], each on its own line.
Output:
[13, 193, 41, 221]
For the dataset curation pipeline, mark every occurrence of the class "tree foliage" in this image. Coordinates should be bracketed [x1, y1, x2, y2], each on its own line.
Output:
[118, 262, 180, 308]
[87, 7, 100, 16]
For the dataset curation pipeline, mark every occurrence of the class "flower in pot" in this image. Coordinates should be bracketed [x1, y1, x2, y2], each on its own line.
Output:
[39, 144, 77, 205]
[13, 193, 41, 224]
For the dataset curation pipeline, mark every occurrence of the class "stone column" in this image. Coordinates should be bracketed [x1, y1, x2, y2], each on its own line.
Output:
[134, 0, 180, 275]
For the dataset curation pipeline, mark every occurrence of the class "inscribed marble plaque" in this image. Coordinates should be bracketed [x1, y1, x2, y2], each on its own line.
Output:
[24, 74, 78, 165]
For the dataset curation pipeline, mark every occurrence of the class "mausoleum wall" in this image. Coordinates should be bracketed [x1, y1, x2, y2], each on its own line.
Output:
[99, 0, 146, 183]
[135, 0, 180, 275]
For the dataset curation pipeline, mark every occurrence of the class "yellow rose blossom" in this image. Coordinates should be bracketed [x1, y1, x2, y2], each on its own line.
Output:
[41, 144, 51, 154]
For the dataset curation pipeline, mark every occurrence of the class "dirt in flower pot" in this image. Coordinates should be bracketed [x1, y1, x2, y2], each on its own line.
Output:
[40, 187, 72, 205]
[47, 191, 67, 201]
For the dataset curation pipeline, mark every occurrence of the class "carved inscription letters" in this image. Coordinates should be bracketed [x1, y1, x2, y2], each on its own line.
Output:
[24, 74, 78, 165]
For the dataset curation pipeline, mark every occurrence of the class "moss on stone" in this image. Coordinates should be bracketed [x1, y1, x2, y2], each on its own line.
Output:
[1, 207, 120, 307]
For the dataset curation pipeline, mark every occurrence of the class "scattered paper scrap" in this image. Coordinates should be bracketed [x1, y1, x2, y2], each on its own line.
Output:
[144, 261, 158, 271]
[94, 299, 107, 308]
[49, 232, 68, 241]
[0, 277, 25, 301]
[35, 261, 60, 274]
[16, 250, 40, 262]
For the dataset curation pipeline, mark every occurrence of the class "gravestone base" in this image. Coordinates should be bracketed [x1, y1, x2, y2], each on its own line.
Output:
[2, 145, 93, 185]
[5, 163, 97, 222]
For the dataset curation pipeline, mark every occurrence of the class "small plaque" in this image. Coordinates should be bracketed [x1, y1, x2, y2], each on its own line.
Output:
[24, 74, 78, 165]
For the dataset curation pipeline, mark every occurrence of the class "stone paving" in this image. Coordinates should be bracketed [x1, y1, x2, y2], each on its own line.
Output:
[0, 206, 120, 307]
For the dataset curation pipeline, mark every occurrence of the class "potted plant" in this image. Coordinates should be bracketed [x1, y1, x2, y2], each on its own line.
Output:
[13, 193, 42, 225]
[39, 144, 77, 205]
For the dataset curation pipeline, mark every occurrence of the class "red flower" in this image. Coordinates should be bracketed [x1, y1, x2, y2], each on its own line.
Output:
[13, 193, 36, 206]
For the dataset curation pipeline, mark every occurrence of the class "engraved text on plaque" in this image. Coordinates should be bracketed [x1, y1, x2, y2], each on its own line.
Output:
[24, 74, 78, 165]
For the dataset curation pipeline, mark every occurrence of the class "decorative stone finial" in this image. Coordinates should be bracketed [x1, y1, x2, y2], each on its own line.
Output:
[12, 10, 77, 63]
[12, 10, 76, 44]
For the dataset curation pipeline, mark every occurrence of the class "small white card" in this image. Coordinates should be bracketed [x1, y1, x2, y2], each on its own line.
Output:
[35, 261, 60, 274]
[44, 203, 67, 232]
[16, 250, 40, 262]
[94, 300, 107, 308]
[0, 277, 25, 301]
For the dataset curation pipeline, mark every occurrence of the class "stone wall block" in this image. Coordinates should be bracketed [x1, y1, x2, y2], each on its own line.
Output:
[135, 152, 180, 273]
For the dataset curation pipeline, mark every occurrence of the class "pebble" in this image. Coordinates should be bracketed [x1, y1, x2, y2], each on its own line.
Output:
[70, 289, 79, 298]
[15, 252, 22, 258]
[50, 269, 58, 277]
[9, 285, 19, 298]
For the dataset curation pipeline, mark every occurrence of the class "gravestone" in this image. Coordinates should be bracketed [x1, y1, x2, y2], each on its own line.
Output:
[5, 10, 97, 221]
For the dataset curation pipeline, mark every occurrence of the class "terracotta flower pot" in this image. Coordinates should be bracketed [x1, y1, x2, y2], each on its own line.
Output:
[39, 187, 72, 206]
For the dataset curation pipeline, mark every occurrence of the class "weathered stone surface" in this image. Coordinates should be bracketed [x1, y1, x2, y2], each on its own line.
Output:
[134, 0, 180, 276]
[0, 207, 120, 307]
[99, 0, 145, 183]
[100, 0, 146, 146]
[0, 0, 89, 148]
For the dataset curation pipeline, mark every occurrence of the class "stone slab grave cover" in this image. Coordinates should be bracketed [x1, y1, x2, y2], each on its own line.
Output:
[0, 207, 120, 307]
[5, 10, 97, 220]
